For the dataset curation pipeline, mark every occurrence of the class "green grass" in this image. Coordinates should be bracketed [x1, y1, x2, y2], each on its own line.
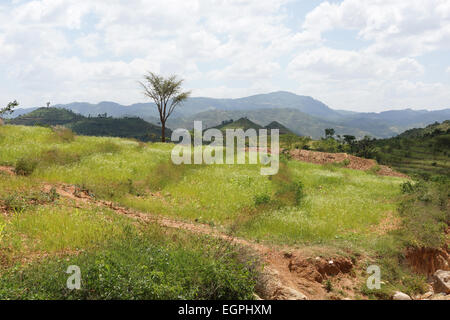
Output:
[0, 225, 258, 300]
[2, 125, 444, 300]
[0, 125, 407, 248]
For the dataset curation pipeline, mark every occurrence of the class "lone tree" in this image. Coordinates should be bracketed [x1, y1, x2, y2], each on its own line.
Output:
[0, 100, 19, 119]
[140, 72, 191, 142]
[324, 128, 335, 139]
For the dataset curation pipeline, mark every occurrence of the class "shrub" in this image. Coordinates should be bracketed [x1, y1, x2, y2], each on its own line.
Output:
[15, 158, 38, 176]
[253, 193, 271, 206]
[51, 126, 75, 142]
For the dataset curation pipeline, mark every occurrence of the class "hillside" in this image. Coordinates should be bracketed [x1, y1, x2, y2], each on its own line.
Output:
[1, 125, 448, 300]
[7, 107, 166, 142]
[10, 92, 450, 139]
[398, 120, 450, 139]
[353, 121, 450, 178]
[8, 107, 84, 126]
[67, 117, 168, 142]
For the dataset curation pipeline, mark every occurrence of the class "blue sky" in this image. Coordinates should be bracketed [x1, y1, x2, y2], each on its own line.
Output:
[0, 0, 449, 112]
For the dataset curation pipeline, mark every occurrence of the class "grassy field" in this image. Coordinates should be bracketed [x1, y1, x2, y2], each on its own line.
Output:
[0, 125, 406, 246]
[1, 124, 438, 299]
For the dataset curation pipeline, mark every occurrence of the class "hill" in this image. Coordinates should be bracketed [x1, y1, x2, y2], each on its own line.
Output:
[352, 121, 450, 178]
[212, 117, 263, 131]
[8, 107, 84, 126]
[398, 120, 450, 139]
[264, 121, 295, 135]
[67, 117, 169, 142]
[7, 107, 166, 142]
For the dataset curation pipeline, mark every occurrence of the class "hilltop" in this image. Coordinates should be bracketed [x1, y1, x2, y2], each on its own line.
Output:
[265, 121, 295, 135]
[9, 107, 84, 126]
[7, 107, 166, 142]
[212, 117, 263, 131]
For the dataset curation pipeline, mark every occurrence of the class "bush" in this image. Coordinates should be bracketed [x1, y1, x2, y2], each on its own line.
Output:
[51, 126, 75, 142]
[253, 193, 271, 206]
[398, 179, 449, 248]
[15, 158, 38, 176]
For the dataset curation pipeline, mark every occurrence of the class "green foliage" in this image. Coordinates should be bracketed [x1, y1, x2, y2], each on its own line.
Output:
[270, 162, 305, 207]
[350, 121, 450, 178]
[68, 117, 167, 142]
[0, 101, 19, 117]
[398, 179, 449, 248]
[314, 137, 342, 153]
[8, 107, 167, 142]
[146, 161, 187, 191]
[324, 128, 335, 139]
[140, 72, 191, 142]
[0, 230, 257, 300]
[9, 107, 83, 126]
[253, 193, 271, 206]
[15, 158, 38, 176]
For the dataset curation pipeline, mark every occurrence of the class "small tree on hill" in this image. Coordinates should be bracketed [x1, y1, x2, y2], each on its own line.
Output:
[325, 128, 335, 139]
[140, 72, 191, 142]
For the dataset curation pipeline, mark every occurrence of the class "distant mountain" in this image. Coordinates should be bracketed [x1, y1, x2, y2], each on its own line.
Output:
[7, 107, 166, 142]
[9, 91, 450, 139]
[167, 108, 372, 139]
[264, 121, 295, 135]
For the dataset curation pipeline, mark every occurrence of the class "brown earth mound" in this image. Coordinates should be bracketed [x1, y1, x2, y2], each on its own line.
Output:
[406, 246, 450, 276]
[289, 149, 408, 178]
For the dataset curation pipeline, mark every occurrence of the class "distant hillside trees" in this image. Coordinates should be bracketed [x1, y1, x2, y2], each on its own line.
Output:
[140, 72, 191, 142]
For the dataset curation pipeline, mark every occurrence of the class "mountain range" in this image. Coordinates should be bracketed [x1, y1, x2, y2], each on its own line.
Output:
[7, 91, 450, 139]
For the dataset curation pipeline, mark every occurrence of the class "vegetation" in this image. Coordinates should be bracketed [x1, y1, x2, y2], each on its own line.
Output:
[0, 101, 19, 119]
[1, 123, 448, 300]
[140, 72, 191, 142]
[8, 107, 167, 142]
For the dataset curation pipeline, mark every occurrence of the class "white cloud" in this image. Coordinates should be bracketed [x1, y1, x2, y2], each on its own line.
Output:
[300, 0, 450, 57]
[0, 0, 449, 111]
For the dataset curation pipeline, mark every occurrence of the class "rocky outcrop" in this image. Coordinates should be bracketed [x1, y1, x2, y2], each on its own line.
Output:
[405, 247, 450, 276]
[433, 270, 450, 294]
[288, 256, 354, 283]
[393, 291, 412, 300]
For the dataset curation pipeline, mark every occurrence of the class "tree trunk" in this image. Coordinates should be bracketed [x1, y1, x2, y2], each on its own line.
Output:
[161, 122, 166, 143]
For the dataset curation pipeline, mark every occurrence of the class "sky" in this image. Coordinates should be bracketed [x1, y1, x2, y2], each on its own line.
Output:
[0, 0, 449, 112]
